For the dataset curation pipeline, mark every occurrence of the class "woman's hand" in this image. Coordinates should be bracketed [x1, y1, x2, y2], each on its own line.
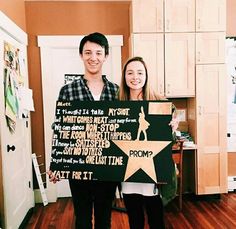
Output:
[47, 170, 60, 183]
[169, 117, 179, 133]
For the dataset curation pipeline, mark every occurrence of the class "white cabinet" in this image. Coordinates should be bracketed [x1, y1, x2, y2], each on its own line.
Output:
[131, 0, 195, 33]
[195, 64, 227, 194]
[196, 0, 226, 32]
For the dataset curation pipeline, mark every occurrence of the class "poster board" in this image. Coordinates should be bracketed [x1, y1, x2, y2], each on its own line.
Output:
[50, 100, 174, 184]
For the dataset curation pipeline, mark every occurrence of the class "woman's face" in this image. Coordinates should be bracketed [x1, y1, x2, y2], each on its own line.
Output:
[125, 61, 146, 93]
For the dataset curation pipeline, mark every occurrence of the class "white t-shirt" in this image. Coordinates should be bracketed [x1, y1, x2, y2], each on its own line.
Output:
[92, 93, 101, 101]
[121, 182, 158, 196]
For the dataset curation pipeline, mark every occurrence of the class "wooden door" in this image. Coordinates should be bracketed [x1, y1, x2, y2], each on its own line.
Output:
[196, 64, 227, 194]
[196, 32, 226, 64]
[0, 12, 34, 228]
[165, 0, 195, 32]
[165, 33, 195, 97]
[131, 0, 164, 33]
[196, 0, 226, 31]
[131, 33, 165, 96]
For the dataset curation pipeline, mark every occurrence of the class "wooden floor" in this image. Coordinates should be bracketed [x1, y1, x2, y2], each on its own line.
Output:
[24, 193, 236, 229]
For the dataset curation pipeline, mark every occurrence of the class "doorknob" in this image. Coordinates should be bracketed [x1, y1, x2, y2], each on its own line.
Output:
[7, 145, 16, 152]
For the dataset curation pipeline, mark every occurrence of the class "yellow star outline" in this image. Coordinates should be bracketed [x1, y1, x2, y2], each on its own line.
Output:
[112, 140, 171, 183]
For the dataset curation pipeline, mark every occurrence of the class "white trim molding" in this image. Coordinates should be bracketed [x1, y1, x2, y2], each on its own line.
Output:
[38, 35, 123, 48]
[0, 11, 27, 45]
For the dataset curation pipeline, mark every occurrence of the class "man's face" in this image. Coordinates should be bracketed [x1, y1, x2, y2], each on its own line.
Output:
[80, 41, 107, 75]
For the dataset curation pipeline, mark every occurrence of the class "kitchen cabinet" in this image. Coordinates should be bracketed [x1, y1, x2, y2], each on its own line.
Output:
[131, 0, 164, 33]
[196, 32, 226, 64]
[165, 0, 195, 32]
[131, 33, 195, 97]
[131, 0, 195, 33]
[196, 0, 226, 32]
[195, 64, 227, 194]
[165, 33, 195, 97]
[131, 33, 164, 96]
[194, 0, 227, 194]
[130, 0, 196, 97]
[130, 0, 227, 195]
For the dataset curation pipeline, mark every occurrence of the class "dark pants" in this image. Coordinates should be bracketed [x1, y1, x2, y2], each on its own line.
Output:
[123, 194, 165, 229]
[69, 179, 117, 229]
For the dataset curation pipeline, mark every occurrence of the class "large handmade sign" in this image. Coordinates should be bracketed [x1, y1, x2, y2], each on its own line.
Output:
[50, 100, 174, 184]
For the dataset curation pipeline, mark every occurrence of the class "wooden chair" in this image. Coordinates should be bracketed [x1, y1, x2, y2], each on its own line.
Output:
[172, 140, 184, 210]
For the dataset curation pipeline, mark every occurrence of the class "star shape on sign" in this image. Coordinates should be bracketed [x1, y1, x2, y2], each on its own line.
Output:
[112, 140, 171, 183]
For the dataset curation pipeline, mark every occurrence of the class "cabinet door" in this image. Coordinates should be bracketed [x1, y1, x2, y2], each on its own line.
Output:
[131, 0, 163, 32]
[131, 33, 164, 96]
[165, 0, 195, 32]
[165, 33, 195, 97]
[196, 32, 226, 64]
[196, 64, 227, 194]
[196, 0, 226, 31]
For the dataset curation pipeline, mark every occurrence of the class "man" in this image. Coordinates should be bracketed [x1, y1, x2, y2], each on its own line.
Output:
[49, 32, 119, 229]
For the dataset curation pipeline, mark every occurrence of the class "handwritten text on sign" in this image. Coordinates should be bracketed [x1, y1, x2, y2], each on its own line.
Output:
[50, 100, 174, 184]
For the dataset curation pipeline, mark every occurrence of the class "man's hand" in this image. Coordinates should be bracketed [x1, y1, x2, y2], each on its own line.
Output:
[47, 170, 60, 183]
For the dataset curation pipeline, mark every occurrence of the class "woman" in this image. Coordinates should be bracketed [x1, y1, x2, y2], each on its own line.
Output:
[118, 56, 172, 229]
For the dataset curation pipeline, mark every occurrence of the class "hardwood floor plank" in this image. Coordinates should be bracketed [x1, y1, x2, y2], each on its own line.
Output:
[24, 193, 236, 229]
[196, 201, 225, 228]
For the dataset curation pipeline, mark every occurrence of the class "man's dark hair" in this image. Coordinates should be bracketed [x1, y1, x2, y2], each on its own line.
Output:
[79, 32, 109, 55]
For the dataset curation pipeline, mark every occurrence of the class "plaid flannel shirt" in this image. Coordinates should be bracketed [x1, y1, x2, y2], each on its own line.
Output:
[58, 75, 119, 101]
